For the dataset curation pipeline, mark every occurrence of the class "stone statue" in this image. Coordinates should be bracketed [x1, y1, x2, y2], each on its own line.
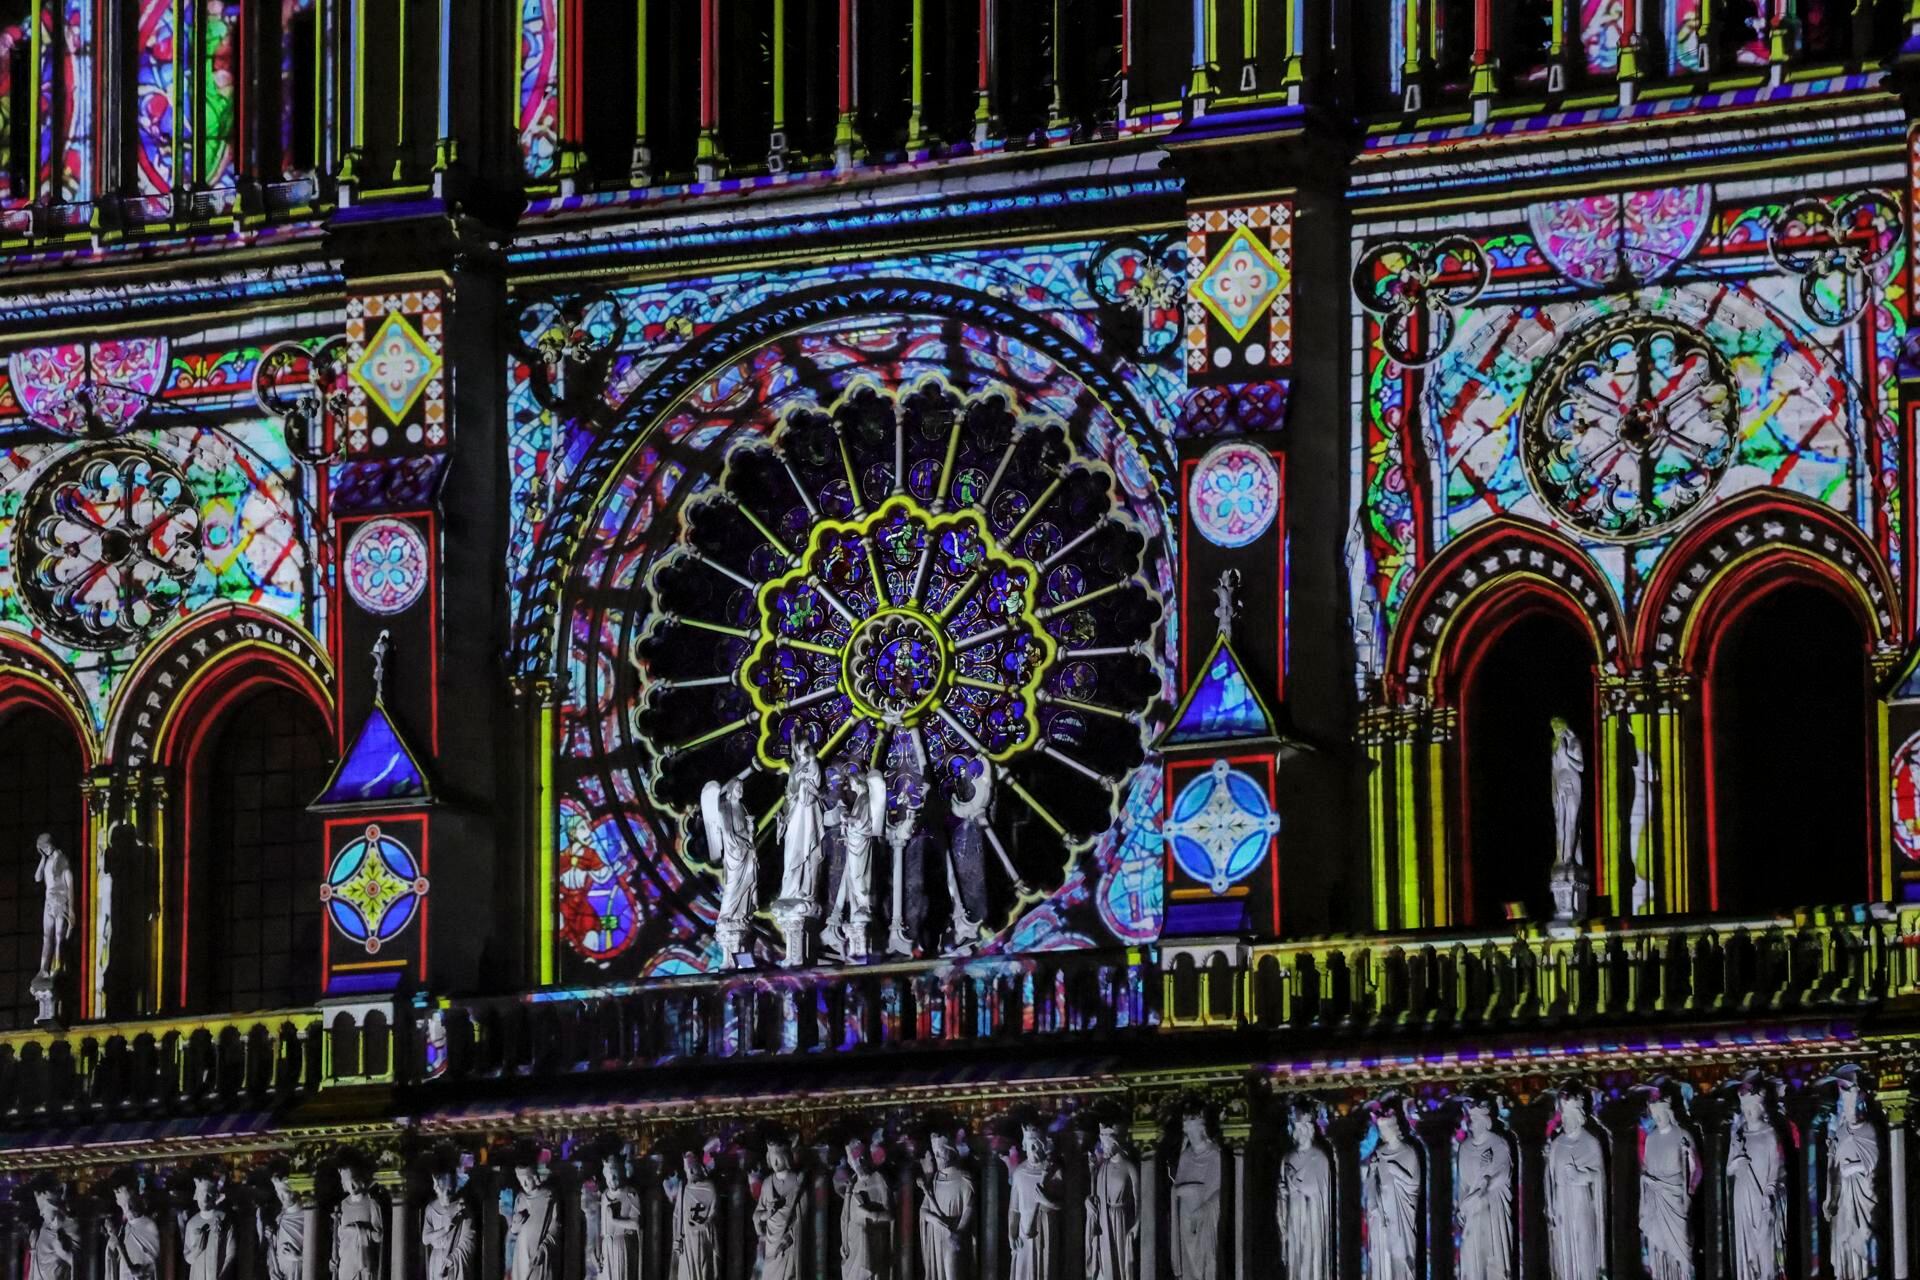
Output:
[1636, 1087, 1698, 1280]
[261, 1174, 307, 1280]
[1362, 1105, 1420, 1280]
[887, 767, 931, 957]
[421, 1171, 477, 1280]
[1627, 724, 1658, 914]
[1824, 1076, 1879, 1280]
[946, 770, 994, 950]
[332, 1166, 385, 1280]
[827, 770, 885, 960]
[1727, 1084, 1785, 1280]
[104, 1183, 162, 1280]
[1549, 719, 1585, 868]
[837, 1140, 892, 1280]
[1544, 1090, 1606, 1280]
[1085, 1122, 1139, 1280]
[702, 778, 757, 965]
[34, 833, 72, 978]
[753, 1139, 806, 1280]
[1004, 1125, 1061, 1280]
[666, 1152, 720, 1280]
[93, 833, 113, 1014]
[597, 1154, 643, 1280]
[1169, 1109, 1221, 1280]
[180, 1176, 233, 1280]
[819, 769, 848, 949]
[774, 742, 827, 965]
[1345, 519, 1383, 693]
[919, 1133, 976, 1280]
[1276, 1105, 1333, 1280]
[1454, 1098, 1512, 1280]
[1213, 568, 1241, 640]
[29, 1185, 78, 1280]
[503, 1164, 560, 1280]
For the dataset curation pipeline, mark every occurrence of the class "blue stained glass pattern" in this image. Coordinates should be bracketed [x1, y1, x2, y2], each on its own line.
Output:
[313, 704, 430, 807]
[1167, 761, 1280, 895]
[1162, 640, 1275, 745]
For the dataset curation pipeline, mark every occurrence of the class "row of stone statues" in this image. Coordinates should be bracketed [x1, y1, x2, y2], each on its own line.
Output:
[705, 747, 1018, 968]
[15, 1083, 1881, 1280]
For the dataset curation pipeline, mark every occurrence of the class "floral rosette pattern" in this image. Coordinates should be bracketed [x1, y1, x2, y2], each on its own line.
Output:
[633, 380, 1162, 889]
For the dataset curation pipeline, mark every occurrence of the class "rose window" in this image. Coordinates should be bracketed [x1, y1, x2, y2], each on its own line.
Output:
[1521, 313, 1737, 540]
[23, 444, 202, 649]
[634, 382, 1162, 873]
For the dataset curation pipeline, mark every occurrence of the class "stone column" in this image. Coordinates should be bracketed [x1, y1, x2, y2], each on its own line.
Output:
[301, 1201, 327, 1280]
[388, 1187, 412, 1280]
[808, 1162, 831, 1280]
[1886, 1088, 1911, 1280]
[1135, 1144, 1158, 1280]
[977, 1150, 1001, 1280]
[1227, 1141, 1247, 1280]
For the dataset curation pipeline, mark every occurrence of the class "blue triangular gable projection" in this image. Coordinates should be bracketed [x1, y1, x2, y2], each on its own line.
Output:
[1159, 636, 1278, 748]
[311, 703, 432, 809]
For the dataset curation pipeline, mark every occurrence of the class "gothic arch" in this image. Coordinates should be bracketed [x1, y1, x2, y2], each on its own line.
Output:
[1632, 491, 1899, 674]
[1387, 519, 1628, 702]
[0, 631, 97, 767]
[509, 278, 1177, 678]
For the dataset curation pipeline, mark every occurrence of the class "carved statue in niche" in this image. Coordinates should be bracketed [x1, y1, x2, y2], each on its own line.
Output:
[28, 1183, 78, 1280]
[104, 1180, 162, 1280]
[597, 1153, 644, 1280]
[666, 1151, 720, 1280]
[1823, 1071, 1880, 1280]
[946, 769, 994, 950]
[702, 778, 757, 965]
[1544, 1087, 1607, 1280]
[1727, 1078, 1785, 1280]
[827, 770, 885, 961]
[503, 1163, 561, 1280]
[31, 833, 73, 1024]
[180, 1174, 233, 1280]
[1454, 1097, 1512, 1280]
[1548, 720, 1589, 924]
[1633, 1081, 1698, 1280]
[1627, 724, 1658, 914]
[1275, 1102, 1333, 1280]
[421, 1169, 477, 1280]
[774, 742, 827, 965]
[332, 1165, 385, 1280]
[260, 1172, 308, 1280]
[819, 767, 848, 948]
[1361, 1100, 1420, 1280]
[1085, 1121, 1139, 1280]
[836, 1139, 892, 1280]
[1169, 1107, 1222, 1280]
[919, 1133, 976, 1280]
[1004, 1125, 1061, 1280]
[753, 1138, 806, 1280]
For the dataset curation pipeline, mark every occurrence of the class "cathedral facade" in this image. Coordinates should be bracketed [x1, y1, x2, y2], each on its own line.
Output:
[0, 4, 1916, 1280]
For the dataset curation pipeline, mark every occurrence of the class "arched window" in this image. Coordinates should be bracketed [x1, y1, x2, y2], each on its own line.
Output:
[187, 683, 332, 1013]
[0, 703, 84, 1031]
[1704, 580, 1871, 914]
[1457, 604, 1598, 926]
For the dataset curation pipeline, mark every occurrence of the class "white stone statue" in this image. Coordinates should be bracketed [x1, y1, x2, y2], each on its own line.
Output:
[421, 1171, 477, 1280]
[774, 742, 827, 965]
[1727, 1086, 1785, 1280]
[1170, 1110, 1222, 1280]
[1362, 1106, 1420, 1280]
[332, 1166, 385, 1280]
[1549, 720, 1585, 868]
[261, 1174, 307, 1280]
[597, 1154, 644, 1280]
[503, 1164, 560, 1280]
[1627, 724, 1658, 914]
[1085, 1122, 1139, 1280]
[1276, 1106, 1333, 1280]
[946, 770, 993, 949]
[1455, 1099, 1512, 1280]
[1637, 1090, 1697, 1280]
[94, 835, 113, 1014]
[1345, 519, 1384, 693]
[1004, 1125, 1061, 1280]
[29, 1185, 78, 1280]
[105, 1183, 161, 1280]
[1824, 1078, 1879, 1280]
[753, 1139, 806, 1280]
[666, 1152, 720, 1280]
[1544, 1091, 1606, 1280]
[703, 778, 757, 965]
[919, 1133, 976, 1280]
[837, 1140, 892, 1280]
[180, 1176, 233, 1280]
[826, 770, 885, 960]
[34, 834, 72, 978]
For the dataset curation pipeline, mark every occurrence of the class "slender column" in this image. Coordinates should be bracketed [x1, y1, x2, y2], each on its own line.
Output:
[1599, 680, 1626, 915]
[768, 0, 789, 168]
[1400, 0, 1422, 109]
[1360, 708, 1392, 931]
[1228, 1140, 1248, 1280]
[832, 0, 860, 169]
[532, 680, 559, 985]
[905, 0, 926, 148]
[1766, 0, 1791, 73]
[1187, 0, 1215, 109]
[299, 1199, 326, 1280]
[1617, 0, 1642, 94]
[1652, 674, 1693, 914]
[1047, 0, 1068, 130]
[1136, 1142, 1159, 1280]
[1391, 710, 1420, 930]
[433, 0, 453, 173]
[1281, 0, 1303, 97]
[387, 1187, 411, 1280]
[338, 0, 366, 186]
[391, 0, 409, 181]
[695, 0, 722, 180]
[1547, 0, 1567, 89]
[972, 0, 996, 144]
[1469, 0, 1495, 100]
[1424, 708, 1454, 926]
[1887, 1088, 1911, 1280]
[632, 0, 652, 182]
[1118, 0, 1133, 118]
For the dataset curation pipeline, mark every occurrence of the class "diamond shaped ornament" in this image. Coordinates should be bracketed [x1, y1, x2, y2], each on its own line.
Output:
[1191, 226, 1286, 343]
[352, 312, 441, 426]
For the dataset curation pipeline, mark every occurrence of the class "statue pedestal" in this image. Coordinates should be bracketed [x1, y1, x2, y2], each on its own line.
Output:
[771, 899, 819, 969]
[29, 972, 60, 1030]
[1548, 860, 1589, 936]
[714, 922, 749, 970]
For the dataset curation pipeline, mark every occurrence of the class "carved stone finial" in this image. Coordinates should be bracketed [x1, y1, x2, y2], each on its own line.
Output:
[372, 630, 392, 705]
[1213, 569, 1241, 643]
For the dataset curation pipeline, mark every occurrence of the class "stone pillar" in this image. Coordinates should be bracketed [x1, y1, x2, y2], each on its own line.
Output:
[301, 1201, 327, 1280]
[1136, 1146, 1158, 1280]
[388, 1188, 412, 1280]
[977, 1150, 1001, 1280]
[1886, 1088, 1911, 1280]
[1227, 1141, 1247, 1280]
[808, 1162, 832, 1280]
